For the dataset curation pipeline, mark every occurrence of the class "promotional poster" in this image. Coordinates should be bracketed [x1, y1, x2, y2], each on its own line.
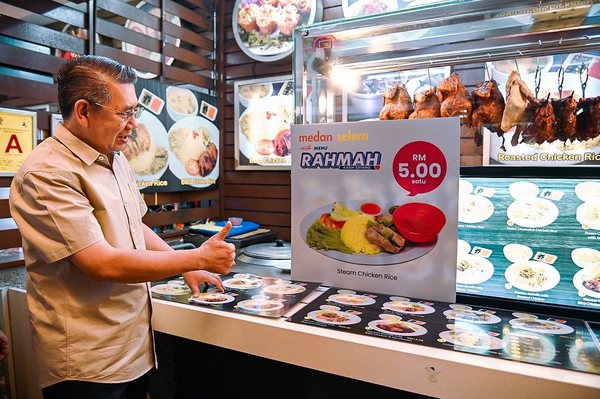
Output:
[291, 118, 460, 302]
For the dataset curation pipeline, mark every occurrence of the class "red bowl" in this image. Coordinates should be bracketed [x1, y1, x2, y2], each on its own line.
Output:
[392, 203, 446, 243]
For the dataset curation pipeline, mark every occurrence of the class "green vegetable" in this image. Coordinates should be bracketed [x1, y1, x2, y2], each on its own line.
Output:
[306, 219, 352, 254]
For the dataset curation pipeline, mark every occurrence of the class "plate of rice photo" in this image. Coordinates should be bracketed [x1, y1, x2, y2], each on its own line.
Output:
[505, 260, 560, 292]
[122, 111, 169, 188]
[167, 116, 220, 188]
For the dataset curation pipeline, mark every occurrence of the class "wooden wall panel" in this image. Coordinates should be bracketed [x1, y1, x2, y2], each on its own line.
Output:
[0, 0, 219, 248]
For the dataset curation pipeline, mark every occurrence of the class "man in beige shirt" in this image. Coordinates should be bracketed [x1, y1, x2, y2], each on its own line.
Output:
[9, 55, 236, 399]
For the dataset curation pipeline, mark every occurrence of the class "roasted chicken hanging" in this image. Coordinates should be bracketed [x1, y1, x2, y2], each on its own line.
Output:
[520, 97, 558, 145]
[409, 89, 441, 119]
[551, 93, 578, 142]
[437, 73, 473, 125]
[500, 71, 536, 146]
[575, 96, 600, 141]
[471, 79, 505, 146]
[379, 83, 414, 120]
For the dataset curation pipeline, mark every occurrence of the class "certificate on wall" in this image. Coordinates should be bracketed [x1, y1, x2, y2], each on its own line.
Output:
[291, 118, 460, 303]
[234, 75, 293, 170]
[0, 107, 36, 176]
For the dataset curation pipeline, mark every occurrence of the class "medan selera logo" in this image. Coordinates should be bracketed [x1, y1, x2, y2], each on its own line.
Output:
[298, 129, 381, 170]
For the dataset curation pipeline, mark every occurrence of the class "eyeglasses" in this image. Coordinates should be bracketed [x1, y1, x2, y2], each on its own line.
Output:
[91, 102, 144, 121]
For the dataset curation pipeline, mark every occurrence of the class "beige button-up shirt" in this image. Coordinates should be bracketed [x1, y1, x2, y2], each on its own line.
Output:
[9, 124, 155, 388]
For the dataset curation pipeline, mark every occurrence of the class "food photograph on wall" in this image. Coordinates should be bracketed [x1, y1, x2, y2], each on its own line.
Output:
[232, 0, 323, 62]
[123, 79, 220, 192]
[234, 75, 294, 170]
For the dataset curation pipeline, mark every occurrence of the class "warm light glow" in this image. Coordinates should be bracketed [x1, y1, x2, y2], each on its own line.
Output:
[330, 66, 360, 92]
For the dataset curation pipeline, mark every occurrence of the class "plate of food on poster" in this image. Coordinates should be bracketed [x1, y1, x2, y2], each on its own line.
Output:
[167, 116, 220, 188]
[367, 314, 428, 337]
[238, 95, 293, 166]
[306, 305, 362, 326]
[301, 200, 444, 265]
[123, 111, 169, 188]
[232, 0, 322, 62]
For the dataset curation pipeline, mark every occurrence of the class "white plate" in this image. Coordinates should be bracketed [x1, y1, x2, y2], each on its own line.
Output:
[458, 194, 494, 224]
[509, 318, 575, 335]
[122, 1, 180, 79]
[503, 243, 533, 263]
[576, 200, 600, 231]
[382, 301, 435, 315]
[127, 111, 169, 188]
[575, 181, 600, 202]
[503, 332, 556, 364]
[238, 299, 283, 312]
[307, 310, 361, 325]
[238, 95, 293, 166]
[232, 0, 320, 62]
[571, 247, 600, 268]
[507, 197, 559, 228]
[367, 319, 427, 337]
[300, 201, 436, 266]
[189, 292, 235, 305]
[456, 254, 494, 285]
[167, 116, 220, 188]
[328, 294, 376, 306]
[509, 181, 539, 199]
[262, 283, 306, 295]
[505, 260, 560, 292]
[573, 265, 600, 299]
[222, 278, 262, 290]
[457, 239, 471, 256]
[439, 328, 505, 350]
[151, 284, 191, 296]
[443, 309, 501, 324]
[458, 179, 473, 196]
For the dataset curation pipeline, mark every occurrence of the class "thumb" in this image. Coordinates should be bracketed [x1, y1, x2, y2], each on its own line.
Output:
[212, 221, 232, 240]
[188, 282, 200, 298]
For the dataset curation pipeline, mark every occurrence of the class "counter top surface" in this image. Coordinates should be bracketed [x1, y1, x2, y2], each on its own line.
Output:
[152, 264, 600, 399]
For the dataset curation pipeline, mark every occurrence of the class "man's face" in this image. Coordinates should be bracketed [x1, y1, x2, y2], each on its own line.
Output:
[87, 81, 139, 155]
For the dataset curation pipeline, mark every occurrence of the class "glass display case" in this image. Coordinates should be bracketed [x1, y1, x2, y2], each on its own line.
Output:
[293, 0, 600, 167]
[293, 0, 600, 319]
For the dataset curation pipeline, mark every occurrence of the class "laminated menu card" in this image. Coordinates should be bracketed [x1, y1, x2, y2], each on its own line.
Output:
[287, 286, 600, 374]
[291, 118, 460, 302]
[456, 177, 600, 312]
[151, 273, 320, 318]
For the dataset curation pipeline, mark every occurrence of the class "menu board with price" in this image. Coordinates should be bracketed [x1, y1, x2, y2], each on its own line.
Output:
[291, 118, 460, 302]
[456, 177, 600, 312]
[287, 287, 600, 374]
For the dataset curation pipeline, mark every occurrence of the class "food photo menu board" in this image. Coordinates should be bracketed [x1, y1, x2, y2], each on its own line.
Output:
[287, 287, 600, 374]
[291, 118, 460, 302]
[121, 79, 220, 192]
[456, 176, 600, 312]
[150, 273, 320, 318]
[234, 75, 293, 170]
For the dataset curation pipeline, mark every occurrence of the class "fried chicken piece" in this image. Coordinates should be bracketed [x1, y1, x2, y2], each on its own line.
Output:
[551, 93, 577, 142]
[576, 96, 600, 141]
[409, 89, 441, 119]
[500, 71, 536, 146]
[520, 97, 558, 144]
[437, 73, 473, 126]
[379, 83, 413, 120]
